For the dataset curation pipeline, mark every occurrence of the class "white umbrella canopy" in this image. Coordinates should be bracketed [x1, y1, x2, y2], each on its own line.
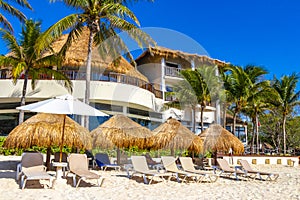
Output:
[17, 94, 108, 116]
[16, 94, 108, 163]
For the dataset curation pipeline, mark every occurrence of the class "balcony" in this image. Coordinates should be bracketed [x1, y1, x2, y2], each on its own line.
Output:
[0, 69, 163, 99]
[164, 66, 182, 77]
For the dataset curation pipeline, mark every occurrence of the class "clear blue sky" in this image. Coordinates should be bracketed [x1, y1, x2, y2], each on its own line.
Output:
[1, 0, 300, 89]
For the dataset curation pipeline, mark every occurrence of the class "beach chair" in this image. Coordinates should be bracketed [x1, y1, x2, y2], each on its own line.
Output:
[131, 156, 174, 184]
[216, 159, 248, 180]
[68, 153, 104, 188]
[144, 153, 163, 170]
[179, 157, 219, 183]
[161, 156, 203, 183]
[18, 152, 54, 189]
[16, 152, 44, 180]
[239, 160, 279, 181]
[94, 153, 121, 171]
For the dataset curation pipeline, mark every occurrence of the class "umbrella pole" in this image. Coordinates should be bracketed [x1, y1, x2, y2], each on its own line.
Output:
[117, 148, 120, 165]
[60, 114, 66, 162]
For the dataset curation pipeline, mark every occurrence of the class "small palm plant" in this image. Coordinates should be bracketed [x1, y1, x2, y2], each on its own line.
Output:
[0, 19, 73, 124]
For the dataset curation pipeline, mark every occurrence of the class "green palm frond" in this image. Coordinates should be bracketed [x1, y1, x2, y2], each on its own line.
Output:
[30, 67, 73, 92]
[11, 62, 26, 82]
[35, 14, 80, 54]
[102, 3, 140, 26]
[0, 28, 22, 58]
[0, 0, 32, 32]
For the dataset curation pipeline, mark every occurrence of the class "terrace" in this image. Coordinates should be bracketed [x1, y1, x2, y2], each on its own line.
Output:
[0, 69, 163, 99]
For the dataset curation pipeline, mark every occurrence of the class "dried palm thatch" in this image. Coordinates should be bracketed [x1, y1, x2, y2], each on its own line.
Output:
[3, 113, 91, 149]
[199, 124, 244, 154]
[136, 46, 228, 67]
[49, 27, 149, 82]
[151, 118, 203, 154]
[91, 114, 154, 149]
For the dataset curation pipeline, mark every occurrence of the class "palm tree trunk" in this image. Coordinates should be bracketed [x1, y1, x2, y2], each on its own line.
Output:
[192, 106, 196, 133]
[200, 106, 205, 132]
[283, 114, 287, 155]
[233, 112, 237, 137]
[18, 69, 29, 124]
[251, 120, 255, 154]
[255, 115, 259, 155]
[84, 29, 95, 129]
[223, 103, 227, 128]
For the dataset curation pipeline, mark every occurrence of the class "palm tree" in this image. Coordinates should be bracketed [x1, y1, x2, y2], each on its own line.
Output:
[0, 0, 32, 32]
[38, 0, 155, 128]
[271, 73, 300, 154]
[0, 19, 72, 124]
[243, 87, 272, 153]
[173, 66, 218, 133]
[223, 65, 268, 138]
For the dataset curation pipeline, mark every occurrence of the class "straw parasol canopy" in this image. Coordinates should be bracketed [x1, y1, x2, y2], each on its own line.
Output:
[49, 27, 149, 82]
[151, 118, 203, 154]
[4, 113, 91, 150]
[199, 124, 244, 154]
[91, 114, 154, 149]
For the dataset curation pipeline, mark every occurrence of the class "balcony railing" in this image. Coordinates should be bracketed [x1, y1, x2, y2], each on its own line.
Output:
[0, 69, 163, 99]
[164, 66, 182, 77]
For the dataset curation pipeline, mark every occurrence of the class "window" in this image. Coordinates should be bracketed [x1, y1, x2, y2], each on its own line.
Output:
[165, 62, 179, 68]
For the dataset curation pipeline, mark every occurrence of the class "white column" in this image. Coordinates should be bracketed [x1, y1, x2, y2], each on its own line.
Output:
[191, 59, 195, 70]
[161, 58, 166, 101]
[215, 66, 221, 125]
[123, 105, 127, 115]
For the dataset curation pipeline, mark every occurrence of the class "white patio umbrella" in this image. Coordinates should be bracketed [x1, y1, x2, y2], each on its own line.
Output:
[17, 94, 108, 162]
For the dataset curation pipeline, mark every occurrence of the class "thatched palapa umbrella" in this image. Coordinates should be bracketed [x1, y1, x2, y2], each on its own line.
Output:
[4, 113, 92, 169]
[199, 124, 244, 154]
[151, 118, 203, 154]
[91, 114, 154, 164]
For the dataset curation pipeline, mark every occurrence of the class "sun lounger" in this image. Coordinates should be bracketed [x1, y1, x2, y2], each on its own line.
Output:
[68, 153, 104, 188]
[16, 152, 44, 180]
[161, 156, 203, 183]
[216, 158, 248, 180]
[131, 156, 174, 184]
[94, 153, 121, 171]
[143, 153, 163, 170]
[179, 157, 219, 183]
[18, 152, 54, 189]
[239, 160, 279, 181]
[21, 165, 54, 189]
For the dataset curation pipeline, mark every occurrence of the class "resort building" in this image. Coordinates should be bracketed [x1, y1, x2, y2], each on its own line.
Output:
[0, 29, 247, 143]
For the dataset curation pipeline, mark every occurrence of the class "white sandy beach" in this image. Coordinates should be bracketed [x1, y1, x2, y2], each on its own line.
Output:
[0, 155, 299, 200]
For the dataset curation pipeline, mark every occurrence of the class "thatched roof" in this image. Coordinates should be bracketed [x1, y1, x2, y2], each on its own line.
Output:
[136, 46, 228, 67]
[151, 118, 203, 153]
[199, 124, 244, 154]
[4, 113, 91, 149]
[50, 27, 149, 82]
[91, 114, 154, 149]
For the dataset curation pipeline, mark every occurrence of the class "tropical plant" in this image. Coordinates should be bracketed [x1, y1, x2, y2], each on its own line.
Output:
[0, 19, 72, 124]
[172, 65, 218, 133]
[0, 0, 32, 32]
[270, 73, 300, 154]
[36, 0, 155, 129]
[223, 65, 268, 138]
